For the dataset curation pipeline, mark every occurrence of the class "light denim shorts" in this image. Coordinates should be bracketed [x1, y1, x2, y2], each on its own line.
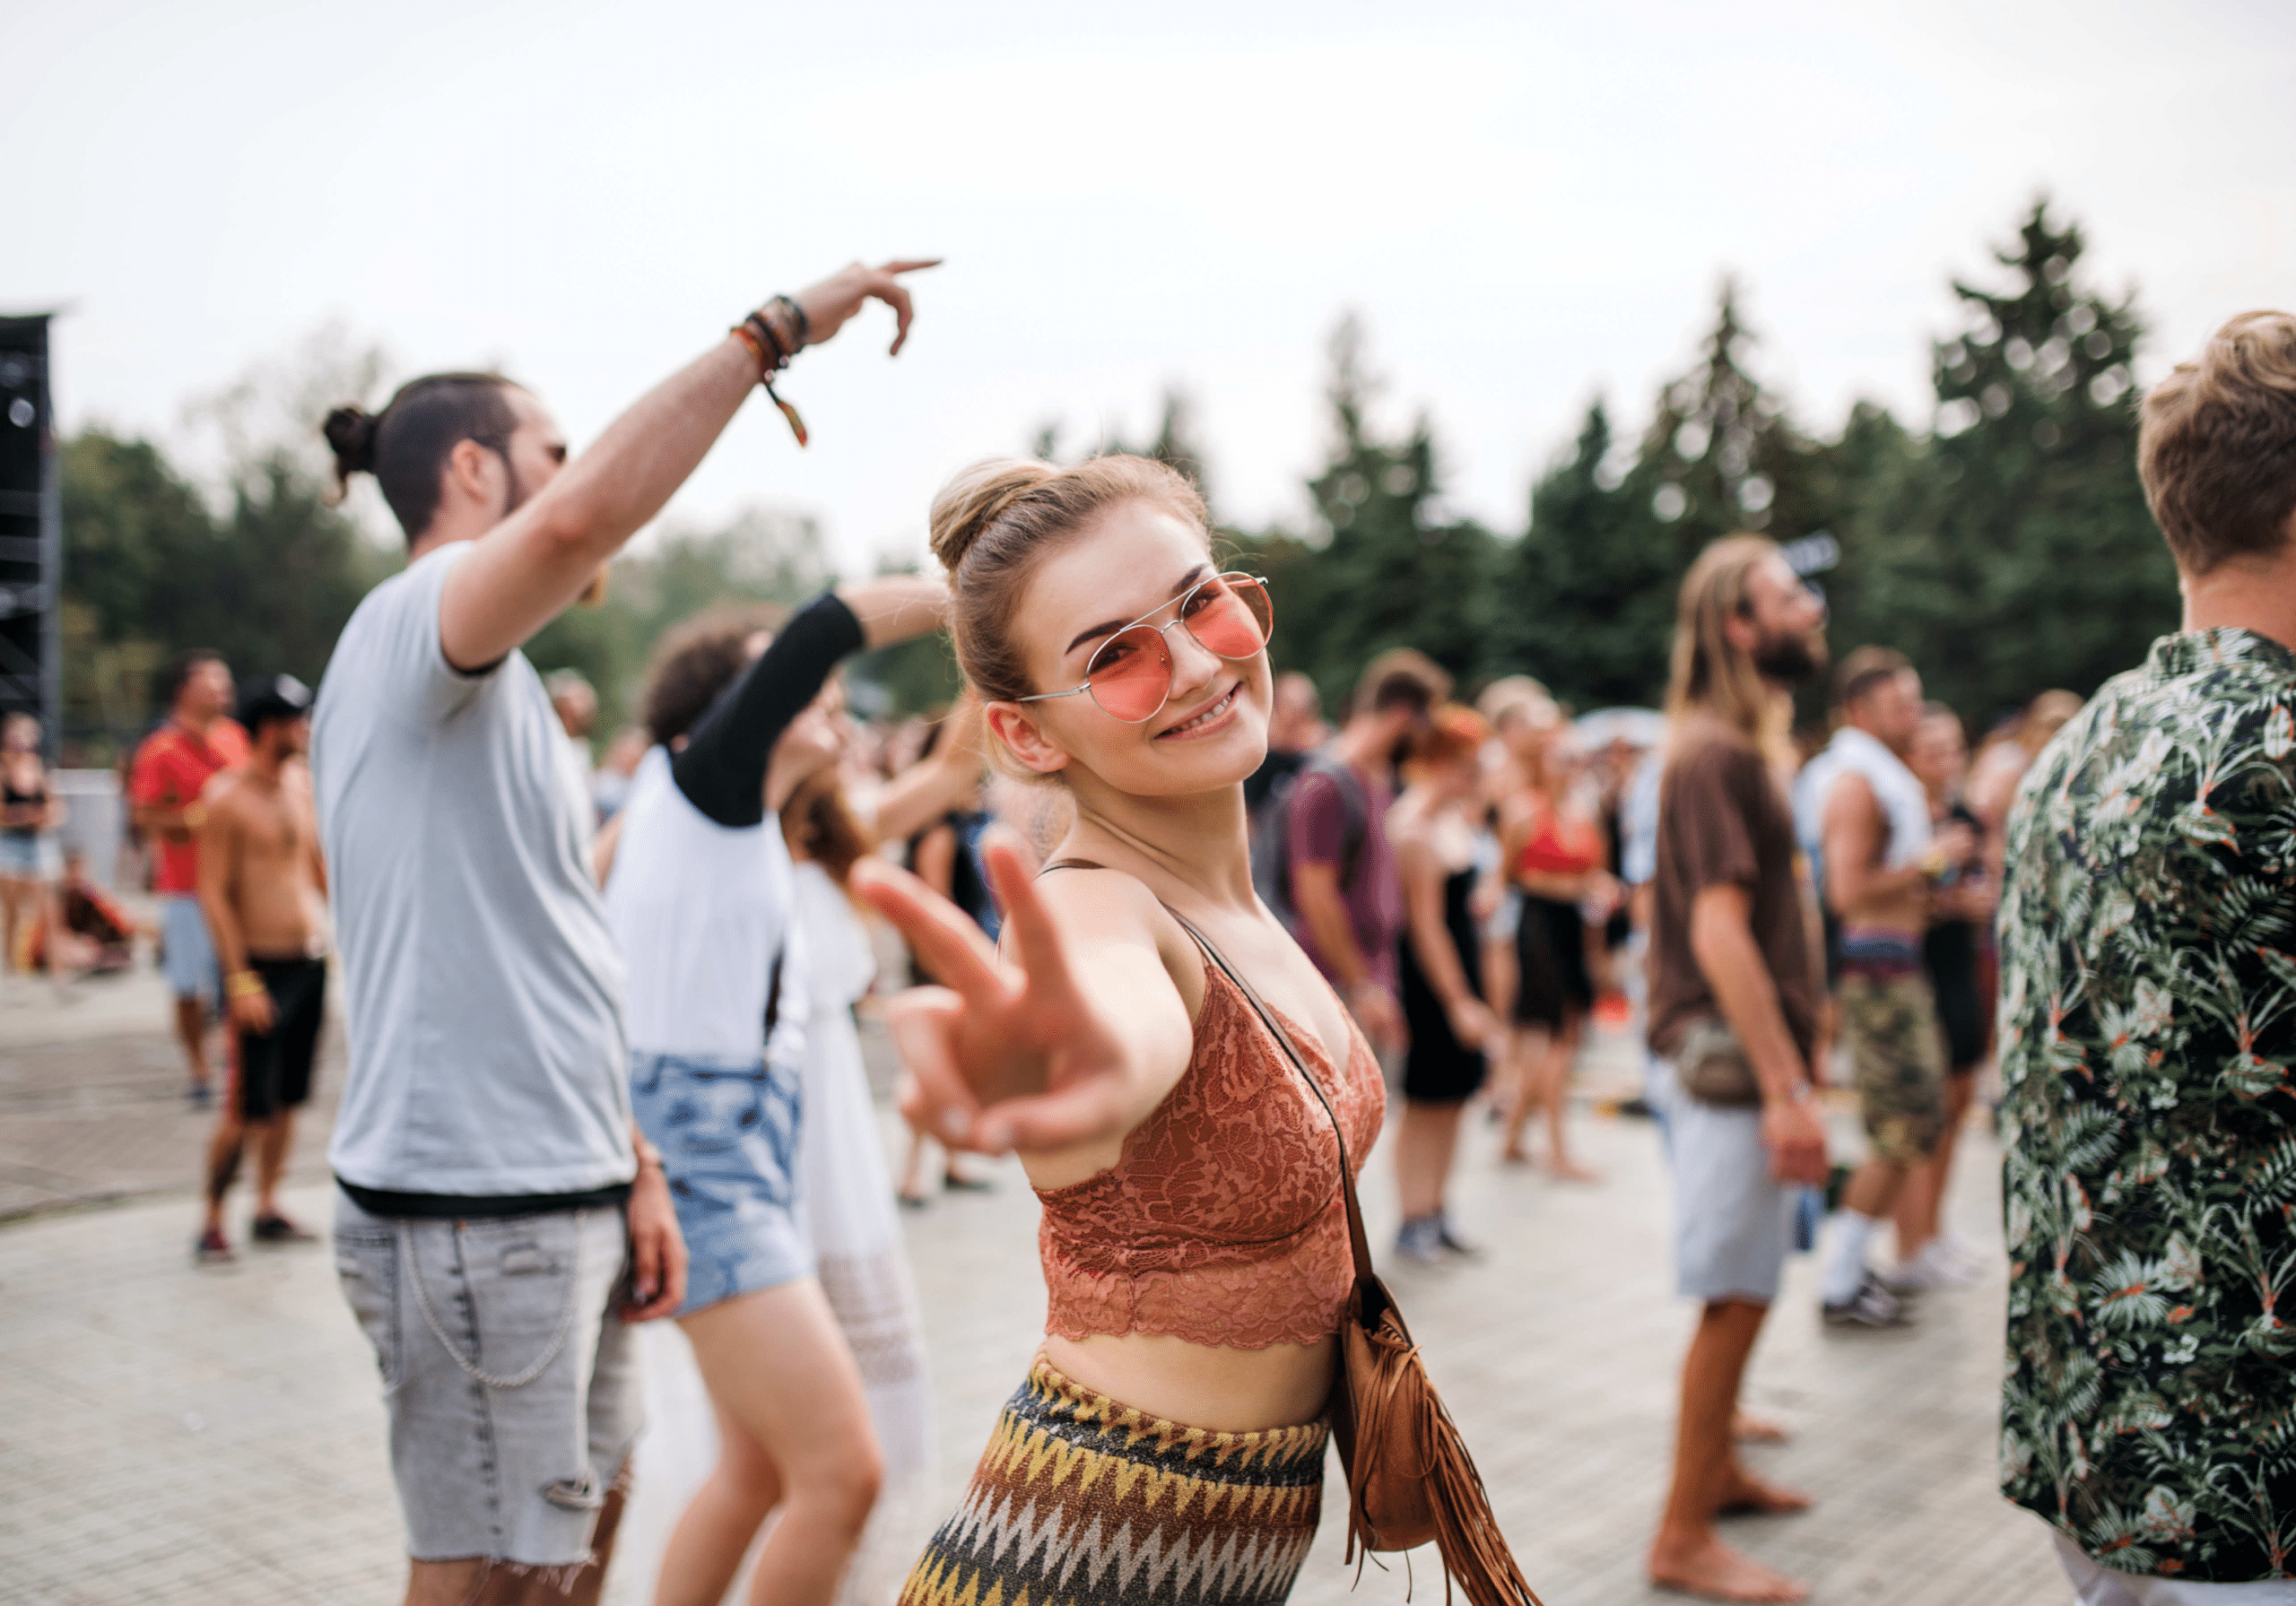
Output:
[629, 1049, 811, 1316]
[333, 1193, 641, 1567]
[0, 831, 58, 880]
[1665, 1060, 1795, 1305]
[159, 893, 221, 1003]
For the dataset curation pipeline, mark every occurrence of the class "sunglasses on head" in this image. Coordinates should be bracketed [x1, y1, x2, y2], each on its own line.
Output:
[1017, 571, 1275, 725]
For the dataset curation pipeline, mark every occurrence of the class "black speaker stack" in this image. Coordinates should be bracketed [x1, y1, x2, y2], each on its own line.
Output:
[0, 315, 58, 759]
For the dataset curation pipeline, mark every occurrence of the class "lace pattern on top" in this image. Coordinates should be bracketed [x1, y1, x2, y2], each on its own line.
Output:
[1035, 965, 1386, 1348]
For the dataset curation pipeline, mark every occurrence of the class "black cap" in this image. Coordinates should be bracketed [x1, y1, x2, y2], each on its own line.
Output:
[239, 673, 313, 733]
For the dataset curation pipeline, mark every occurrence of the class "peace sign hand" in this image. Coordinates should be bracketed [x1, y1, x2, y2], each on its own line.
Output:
[853, 833, 1152, 1155]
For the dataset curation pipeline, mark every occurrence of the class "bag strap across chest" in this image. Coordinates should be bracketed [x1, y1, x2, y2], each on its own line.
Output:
[1039, 857, 1376, 1286]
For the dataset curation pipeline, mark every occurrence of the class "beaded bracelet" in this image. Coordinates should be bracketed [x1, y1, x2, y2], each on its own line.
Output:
[768, 293, 810, 351]
[727, 308, 810, 447]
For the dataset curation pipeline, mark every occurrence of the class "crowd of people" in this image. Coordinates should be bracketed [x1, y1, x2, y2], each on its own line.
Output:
[39, 268, 2296, 1606]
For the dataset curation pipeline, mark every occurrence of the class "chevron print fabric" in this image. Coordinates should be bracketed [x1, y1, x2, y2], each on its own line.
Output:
[899, 1357, 1328, 1605]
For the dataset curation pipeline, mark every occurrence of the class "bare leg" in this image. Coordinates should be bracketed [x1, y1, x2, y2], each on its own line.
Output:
[254, 1113, 294, 1219]
[1396, 1098, 1468, 1220]
[659, 1279, 883, 1606]
[202, 1107, 247, 1237]
[405, 1558, 487, 1606]
[401, 1468, 630, 1605]
[1542, 1012, 1600, 1181]
[1839, 1158, 1911, 1222]
[560, 1475, 629, 1606]
[1498, 1026, 1547, 1162]
[1478, 933, 1518, 1121]
[1648, 1300, 1809, 1602]
[0, 880, 24, 973]
[175, 995, 213, 1093]
[897, 1124, 933, 1205]
[1892, 1071, 1976, 1263]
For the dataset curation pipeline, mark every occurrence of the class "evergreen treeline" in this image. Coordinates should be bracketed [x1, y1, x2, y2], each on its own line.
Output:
[57, 197, 2175, 759]
[1232, 198, 2173, 727]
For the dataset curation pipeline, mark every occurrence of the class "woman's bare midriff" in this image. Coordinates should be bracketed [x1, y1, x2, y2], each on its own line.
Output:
[1040, 1329, 1338, 1433]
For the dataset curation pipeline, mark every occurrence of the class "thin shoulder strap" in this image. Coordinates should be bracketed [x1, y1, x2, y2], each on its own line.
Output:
[1035, 855, 1376, 1283]
[1160, 906, 1378, 1288]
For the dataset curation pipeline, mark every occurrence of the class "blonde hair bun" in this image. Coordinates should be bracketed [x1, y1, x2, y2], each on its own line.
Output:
[928, 457, 1057, 575]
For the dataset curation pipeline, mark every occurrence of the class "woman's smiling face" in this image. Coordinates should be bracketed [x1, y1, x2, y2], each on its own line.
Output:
[984, 499, 1273, 800]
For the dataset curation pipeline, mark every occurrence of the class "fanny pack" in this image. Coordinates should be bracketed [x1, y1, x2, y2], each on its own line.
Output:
[1672, 1015, 1762, 1108]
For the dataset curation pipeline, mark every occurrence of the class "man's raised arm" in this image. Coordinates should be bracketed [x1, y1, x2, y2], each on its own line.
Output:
[439, 259, 936, 671]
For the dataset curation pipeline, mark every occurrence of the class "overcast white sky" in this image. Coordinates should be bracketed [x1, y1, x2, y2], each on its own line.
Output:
[6, 0, 2291, 571]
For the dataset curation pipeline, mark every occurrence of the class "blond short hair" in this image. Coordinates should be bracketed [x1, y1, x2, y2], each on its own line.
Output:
[2138, 310, 2296, 575]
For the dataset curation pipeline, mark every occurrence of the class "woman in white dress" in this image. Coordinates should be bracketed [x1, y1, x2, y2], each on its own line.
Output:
[783, 768, 938, 1605]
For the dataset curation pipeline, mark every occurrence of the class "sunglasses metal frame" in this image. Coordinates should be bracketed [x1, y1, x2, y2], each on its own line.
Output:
[1014, 571, 1274, 725]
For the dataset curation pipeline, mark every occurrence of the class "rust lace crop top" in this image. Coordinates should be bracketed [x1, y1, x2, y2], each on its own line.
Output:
[1034, 959, 1387, 1349]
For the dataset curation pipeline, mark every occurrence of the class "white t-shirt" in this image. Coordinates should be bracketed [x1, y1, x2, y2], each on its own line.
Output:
[312, 543, 633, 1196]
[604, 747, 810, 1065]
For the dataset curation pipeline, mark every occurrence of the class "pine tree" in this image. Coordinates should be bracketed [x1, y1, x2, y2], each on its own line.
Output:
[1499, 282, 1822, 710]
[1241, 315, 1497, 709]
[1883, 198, 2175, 722]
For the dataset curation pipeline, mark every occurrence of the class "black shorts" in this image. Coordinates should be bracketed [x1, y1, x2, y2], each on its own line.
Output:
[236, 957, 326, 1121]
[1512, 895, 1593, 1029]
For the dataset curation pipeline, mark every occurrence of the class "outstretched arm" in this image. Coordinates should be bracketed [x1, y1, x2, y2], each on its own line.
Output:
[671, 575, 948, 828]
[865, 696, 988, 846]
[855, 838, 1197, 1162]
[438, 259, 938, 671]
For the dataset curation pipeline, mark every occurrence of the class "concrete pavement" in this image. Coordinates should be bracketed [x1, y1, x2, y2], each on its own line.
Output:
[0, 977, 2066, 1604]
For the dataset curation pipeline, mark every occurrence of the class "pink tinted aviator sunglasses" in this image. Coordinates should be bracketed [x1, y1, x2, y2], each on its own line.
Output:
[1016, 571, 1275, 724]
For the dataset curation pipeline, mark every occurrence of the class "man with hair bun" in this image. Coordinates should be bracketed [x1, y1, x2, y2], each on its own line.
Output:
[310, 257, 934, 1604]
[1998, 309, 2296, 1596]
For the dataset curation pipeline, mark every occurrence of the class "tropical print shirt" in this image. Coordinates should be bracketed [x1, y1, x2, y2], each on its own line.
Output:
[1999, 628, 2296, 1583]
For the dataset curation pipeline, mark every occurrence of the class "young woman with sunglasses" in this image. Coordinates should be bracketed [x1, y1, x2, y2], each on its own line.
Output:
[857, 456, 1384, 1605]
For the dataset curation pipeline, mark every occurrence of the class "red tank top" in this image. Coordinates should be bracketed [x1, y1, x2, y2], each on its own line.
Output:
[1033, 962, 1386, 1349]
[1516, 802, 1602, 878]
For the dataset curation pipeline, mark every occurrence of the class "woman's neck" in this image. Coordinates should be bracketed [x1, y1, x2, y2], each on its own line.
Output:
[1060, 774, 1257, 912]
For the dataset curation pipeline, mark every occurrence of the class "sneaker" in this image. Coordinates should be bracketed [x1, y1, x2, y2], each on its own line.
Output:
[1823, 1272, 1913, 1328]
[1891, 1237, 1980, 1293]
[187, 1082, 213, 1110]
[1434, 1211, 1483, 1258]
[941, 1170, 995, 1194]
[1930, 1230, 1988, 1278]
[194, 1228, 235, 1265]
[1395, 1216, 1448, 1267]
[251, 1213, 317, 1245]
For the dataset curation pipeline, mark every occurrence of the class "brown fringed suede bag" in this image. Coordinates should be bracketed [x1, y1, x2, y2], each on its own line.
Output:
[1165, 907, 1544, 1606]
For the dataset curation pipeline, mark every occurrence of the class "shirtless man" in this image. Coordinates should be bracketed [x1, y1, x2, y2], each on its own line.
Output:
[194, 675, 329, 1263]
[1810, 648, 1972, 1325]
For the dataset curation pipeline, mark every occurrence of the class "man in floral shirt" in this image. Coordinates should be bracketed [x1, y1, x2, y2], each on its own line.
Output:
[1999, 309, 2296, 1597]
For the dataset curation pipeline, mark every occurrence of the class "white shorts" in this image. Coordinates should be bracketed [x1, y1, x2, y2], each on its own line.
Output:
[2055, 1532, 2296, 1603]
[1665, 1062, 1793, 1305]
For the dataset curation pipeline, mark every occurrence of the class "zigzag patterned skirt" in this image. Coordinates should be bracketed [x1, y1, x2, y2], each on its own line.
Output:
[899, 1356, 1328, 1605]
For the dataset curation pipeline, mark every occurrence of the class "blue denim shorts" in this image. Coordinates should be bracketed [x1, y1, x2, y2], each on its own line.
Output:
[160, 893, 221, 1003]
[629, 1049, 811, 1315]
[333, 1193, 640, 1567]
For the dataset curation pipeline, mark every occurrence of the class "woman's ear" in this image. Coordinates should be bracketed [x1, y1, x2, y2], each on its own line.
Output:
[984, 702, 1070, 777]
